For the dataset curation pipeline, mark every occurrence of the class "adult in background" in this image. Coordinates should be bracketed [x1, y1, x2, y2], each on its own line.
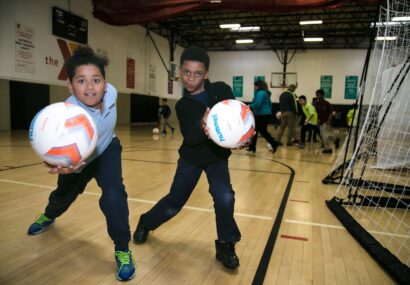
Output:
[246, 80, 280, 154]
[276, 84, 298, 146]
[315, 89, 340, 153]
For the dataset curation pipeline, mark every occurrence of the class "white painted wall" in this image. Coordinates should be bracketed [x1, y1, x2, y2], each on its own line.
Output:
[0, 0, 182, 96]
[0, 0, 182, 130]
[208, 49, 366, 104]
[0, 0, 370, 131]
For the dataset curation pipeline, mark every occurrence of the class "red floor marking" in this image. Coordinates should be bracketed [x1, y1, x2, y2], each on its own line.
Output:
[289, 199, 309, 203]
[280, 234, 308, 241]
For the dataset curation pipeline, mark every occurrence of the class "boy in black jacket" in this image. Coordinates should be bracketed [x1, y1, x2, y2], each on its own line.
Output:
[133, 47, 241, 269]
[159, 98, 175, 135]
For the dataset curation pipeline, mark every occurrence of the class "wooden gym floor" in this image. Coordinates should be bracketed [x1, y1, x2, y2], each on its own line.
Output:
[0, 125, 397, 284]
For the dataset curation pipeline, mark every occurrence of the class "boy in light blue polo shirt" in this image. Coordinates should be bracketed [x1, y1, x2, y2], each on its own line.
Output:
[27, 46, 135, 281]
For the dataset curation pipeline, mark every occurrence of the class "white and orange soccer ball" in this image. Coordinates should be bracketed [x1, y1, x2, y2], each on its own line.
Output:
[206, 99, 255, 148]
[29, 102, 98, 167]
[152, 127, 159, 135]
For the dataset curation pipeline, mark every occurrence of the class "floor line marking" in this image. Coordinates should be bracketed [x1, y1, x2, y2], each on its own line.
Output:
[289, 199, 309, 203]
[280, 234, 308, 241]
[0, 178, 273, 221]
[285, 219, 409, 239]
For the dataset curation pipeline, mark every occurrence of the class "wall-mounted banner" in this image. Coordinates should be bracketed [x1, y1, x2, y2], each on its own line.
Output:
[320, 75, 333, 99]
[168, 79, 173, 95]
[232, 76, 243, 97]
[126, 57, 135, 89]
[15, 22, 35, 74]
[149, 64, 156, 94]
[345, 75, 358, 99]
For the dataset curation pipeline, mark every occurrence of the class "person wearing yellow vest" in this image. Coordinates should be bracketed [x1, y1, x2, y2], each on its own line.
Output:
[347, 103, 358, 127]
[295, 95, 321, 148]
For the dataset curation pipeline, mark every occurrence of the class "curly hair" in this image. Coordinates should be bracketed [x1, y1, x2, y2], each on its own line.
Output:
[65, 46, 109, 81]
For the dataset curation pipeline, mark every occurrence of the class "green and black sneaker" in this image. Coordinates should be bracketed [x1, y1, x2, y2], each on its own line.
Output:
[27, 213, 54, 235]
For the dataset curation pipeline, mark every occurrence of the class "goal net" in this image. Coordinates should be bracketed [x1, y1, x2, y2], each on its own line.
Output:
[326, 1, 410, 283]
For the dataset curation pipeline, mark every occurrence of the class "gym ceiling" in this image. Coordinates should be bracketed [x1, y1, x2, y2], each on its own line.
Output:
[92, 0, 381, 51]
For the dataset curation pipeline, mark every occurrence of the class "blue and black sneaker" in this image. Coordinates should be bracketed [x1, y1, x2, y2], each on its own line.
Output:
[115, 250, 136, 281]
[27, 213, 54, 235]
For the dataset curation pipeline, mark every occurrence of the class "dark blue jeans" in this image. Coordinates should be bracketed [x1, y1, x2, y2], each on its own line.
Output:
[44, 137, 130, 251]
[142, 158, 241, 242]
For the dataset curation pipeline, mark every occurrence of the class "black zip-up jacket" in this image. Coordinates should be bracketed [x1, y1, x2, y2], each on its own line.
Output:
[176, 80, 234, 168]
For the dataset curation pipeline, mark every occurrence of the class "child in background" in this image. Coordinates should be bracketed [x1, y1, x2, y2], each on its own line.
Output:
[295, 95, 322, 148]
[159, 98, 175, 135]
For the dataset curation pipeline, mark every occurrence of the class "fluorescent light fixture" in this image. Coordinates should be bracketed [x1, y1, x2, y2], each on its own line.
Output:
[371, 21, 402, 27]
[220, 23, 240, 29]
[300, 20, 323, 25]
[392, 16, 410, 21]
[375, 36, 397, 40]
[303, 37, 323, 42]
[236, 39, 254, 44]
[210, 0, 221, 3]
[231, 26, 260, 32]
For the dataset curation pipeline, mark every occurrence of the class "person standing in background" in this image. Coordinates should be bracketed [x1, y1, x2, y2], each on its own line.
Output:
[276, 84, 298, 146]
[315, 89, 340, 153]
[295, 95, 322, 148]
[159, 98, 175, 135]
[246, 80, 280, 154]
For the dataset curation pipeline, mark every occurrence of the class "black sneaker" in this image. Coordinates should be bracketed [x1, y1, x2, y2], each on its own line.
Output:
[295, 142, 305, 148]
[334, 138, 340, 149]
[215, 240, 239, 269]
[246, 147, 256, 153]
[322, 148, 333, 154]
[133, 216, 149, 244]
[271, 141, 280, 154]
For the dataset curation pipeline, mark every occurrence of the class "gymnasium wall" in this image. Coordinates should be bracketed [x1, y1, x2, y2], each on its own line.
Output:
[208, 49, 367, 105]
[0, 0, 182, 130]
[0, 0, 369, 131]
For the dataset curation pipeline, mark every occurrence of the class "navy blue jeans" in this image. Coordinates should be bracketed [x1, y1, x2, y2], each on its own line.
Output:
[142, 158, 241, 242]
[44, 137, 130, 251]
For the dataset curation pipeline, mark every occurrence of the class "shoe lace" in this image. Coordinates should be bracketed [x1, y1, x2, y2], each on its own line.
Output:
[36, 214, 50, 224]
[116, 251, 131, 265]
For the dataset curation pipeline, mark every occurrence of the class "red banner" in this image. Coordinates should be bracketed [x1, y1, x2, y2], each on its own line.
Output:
[126, 57, 135, 89]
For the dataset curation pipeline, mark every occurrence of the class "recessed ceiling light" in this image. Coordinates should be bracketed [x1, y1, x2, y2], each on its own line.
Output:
[231, 26, 260, 32]
[392, 16, 410, 21]
[300, 20, 323, 25]
[220, 24, 240, 29]
[370, 22, 402, 27]
[375, 36, 397, 41]
[236, 39, 254, 44]
[303, 37, 323, 42]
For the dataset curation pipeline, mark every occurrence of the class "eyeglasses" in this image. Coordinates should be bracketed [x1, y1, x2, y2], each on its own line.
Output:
[181, 68, 206, 78]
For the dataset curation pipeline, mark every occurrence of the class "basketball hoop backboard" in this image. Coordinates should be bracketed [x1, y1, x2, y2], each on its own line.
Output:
[270, 72, 297, 88]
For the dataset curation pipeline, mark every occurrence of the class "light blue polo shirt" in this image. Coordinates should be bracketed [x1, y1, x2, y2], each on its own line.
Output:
[65, 83, 117, 165]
